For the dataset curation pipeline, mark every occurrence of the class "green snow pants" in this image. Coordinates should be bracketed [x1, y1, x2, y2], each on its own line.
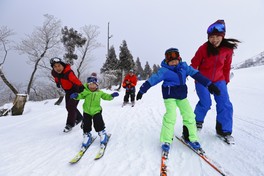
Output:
[160, 98, 199, 144]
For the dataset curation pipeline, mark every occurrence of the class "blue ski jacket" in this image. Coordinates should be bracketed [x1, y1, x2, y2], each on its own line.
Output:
[139, 60, 211, 100]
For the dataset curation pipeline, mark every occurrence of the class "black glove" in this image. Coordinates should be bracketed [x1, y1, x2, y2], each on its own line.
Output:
[208, 83, 220, 95]
[56, 83, 61, 88]
[79, 85, 85, 92]
[136, 92, 143, 100]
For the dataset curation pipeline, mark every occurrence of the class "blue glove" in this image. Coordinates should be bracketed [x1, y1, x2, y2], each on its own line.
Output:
[70, 92, 78, 99]
[111, 92, 119, 97]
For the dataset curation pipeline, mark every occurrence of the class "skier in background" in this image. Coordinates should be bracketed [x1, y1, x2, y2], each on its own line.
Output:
[122, 69, 138, 106]
[191, 20, 240, 144]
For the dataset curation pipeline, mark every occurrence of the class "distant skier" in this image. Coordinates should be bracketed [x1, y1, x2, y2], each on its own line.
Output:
[122, 69, 138, 106]
[70, 75, 119, 147]
[191, 20, 240, 144]
[136, 48, 220, 152]
[50, 57, 84, 133]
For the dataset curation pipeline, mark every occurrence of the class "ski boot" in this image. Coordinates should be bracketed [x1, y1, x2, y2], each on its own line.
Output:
[82, 132, 93, 147]
[161, 142, 170, 153]
[63, 124, 72, 133]
[217, 134, 235, 144]
[185, 140, 205, 154]
[186, 141, 201, 150]
[122, 101, 128, 107]
[196, 122, 203, 131]
[98, 130, 109, 145]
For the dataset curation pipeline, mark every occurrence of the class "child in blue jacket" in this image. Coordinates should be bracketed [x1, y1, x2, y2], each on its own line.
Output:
[136, 48, 220, 152]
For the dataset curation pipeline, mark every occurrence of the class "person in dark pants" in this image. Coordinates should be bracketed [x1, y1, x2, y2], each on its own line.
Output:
[70, 76, 119, 147]
[122, 69, 138, 106]
[50, 57, 84, 133]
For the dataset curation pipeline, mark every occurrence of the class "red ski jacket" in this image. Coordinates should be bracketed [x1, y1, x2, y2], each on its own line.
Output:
[51, 64, 83, 91]
[122, 74, 138, 89]
[191, 42, 233, 84]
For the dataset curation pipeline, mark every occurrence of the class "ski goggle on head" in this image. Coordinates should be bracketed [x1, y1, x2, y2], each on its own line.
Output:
[165, 48, 180, 63]
[207, 23, 225, 34]
[87, 77, 98, 85]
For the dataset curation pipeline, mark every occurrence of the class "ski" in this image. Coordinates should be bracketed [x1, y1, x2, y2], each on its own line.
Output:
[69, 137, 96, 164]
[160, 151, 169, 176]
[94, 134, 111, 160]
[176, 136, 230, 176]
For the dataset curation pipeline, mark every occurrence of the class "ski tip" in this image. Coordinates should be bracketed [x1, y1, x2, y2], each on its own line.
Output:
[69, 161, 77, 164]
[94, 156, 101, 160]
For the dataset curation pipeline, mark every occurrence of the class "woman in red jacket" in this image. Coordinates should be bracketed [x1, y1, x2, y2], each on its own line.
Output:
[191, 20, 240, 144]
[50, 57, 84, 133]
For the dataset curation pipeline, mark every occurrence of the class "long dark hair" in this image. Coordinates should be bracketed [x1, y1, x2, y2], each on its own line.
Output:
[207, 38, 241, 56]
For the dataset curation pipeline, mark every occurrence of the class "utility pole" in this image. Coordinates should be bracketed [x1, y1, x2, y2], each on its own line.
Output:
[107, 22, 113, 58]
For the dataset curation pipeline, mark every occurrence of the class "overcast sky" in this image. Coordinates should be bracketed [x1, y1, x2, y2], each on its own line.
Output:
[1, 0, 264, 83]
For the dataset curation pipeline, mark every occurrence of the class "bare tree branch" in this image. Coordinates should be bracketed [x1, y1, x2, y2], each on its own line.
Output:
[76, 25, 102, 78]
[15, 14, 62, 96]
[0, 26, 18, 95]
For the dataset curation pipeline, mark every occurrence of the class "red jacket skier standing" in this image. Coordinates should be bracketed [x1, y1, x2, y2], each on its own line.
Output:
[122, 69, 138, 106]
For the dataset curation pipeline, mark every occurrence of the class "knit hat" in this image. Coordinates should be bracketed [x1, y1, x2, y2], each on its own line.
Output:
[164, 48, 181, 63]
[87, 76, 98, 85]
[207, 20, 226, 38]
[50, 57, 66, 68]
[91, 72, 97, 77]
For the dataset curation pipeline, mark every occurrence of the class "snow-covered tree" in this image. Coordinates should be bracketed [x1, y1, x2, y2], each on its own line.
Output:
[61, 26, 86, 65]
[134, 57, 144, 79]
[100, 45, 120, 89]
[142, 61, 152, 79]
[119, 40, 135, 73]
[116, 40, 135, 90]
[152, 64, 159, 74]
[101, 45, 119, 73]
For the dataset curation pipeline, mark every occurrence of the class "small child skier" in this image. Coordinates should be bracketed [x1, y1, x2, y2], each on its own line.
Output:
[70, 76, 119, 147]
[136, 48, 220, 152]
